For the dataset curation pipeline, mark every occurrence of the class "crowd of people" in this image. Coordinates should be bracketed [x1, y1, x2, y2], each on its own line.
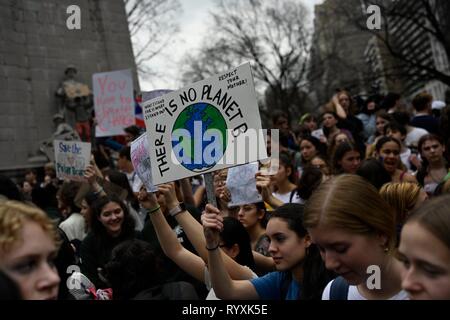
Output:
[0, 89, 450, 300]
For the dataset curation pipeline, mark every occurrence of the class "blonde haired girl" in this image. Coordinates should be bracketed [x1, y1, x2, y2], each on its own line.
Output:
[0, 201, 60, 300]
[304, 175, 408, 300]
[380, 183, 427, 226]
[399, 195, 450, 299]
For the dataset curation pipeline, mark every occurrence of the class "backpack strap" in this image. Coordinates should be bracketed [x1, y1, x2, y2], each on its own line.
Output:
[289, 189, 297, 203]
[329, 276, 349, 300]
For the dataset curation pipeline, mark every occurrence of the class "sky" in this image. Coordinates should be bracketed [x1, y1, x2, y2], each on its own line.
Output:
[138, 0, 325, 92]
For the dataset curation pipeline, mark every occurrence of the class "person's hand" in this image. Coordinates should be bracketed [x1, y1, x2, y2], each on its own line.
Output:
[85, 165, 103, 195]
[255, 172, 273, 202]
[332, 94, 340, 106]
[43, 175, 51, 187]
[290, 130, 299, 146]
[409, 154, 421, 170]
[158, 183, 178, 211]
[137, 187, 159, 209]
[84, 165, 97, 185]
[202, 204, 222, 248]
[219, 186, 231, 203]
[90, 154, 104, 180]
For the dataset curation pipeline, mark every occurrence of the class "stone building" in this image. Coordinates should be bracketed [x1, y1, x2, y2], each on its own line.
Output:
[0, 0, 139, 172]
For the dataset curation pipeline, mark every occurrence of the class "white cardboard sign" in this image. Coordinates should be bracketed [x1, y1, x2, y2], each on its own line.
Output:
[54, 140, 91, 181]
[142, 62, 267, 185]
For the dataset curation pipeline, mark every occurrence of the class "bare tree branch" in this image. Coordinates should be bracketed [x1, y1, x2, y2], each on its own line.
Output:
[124, 0, 181, 80]
[339, 0, 450, 87]
[180, 0, 312, 123]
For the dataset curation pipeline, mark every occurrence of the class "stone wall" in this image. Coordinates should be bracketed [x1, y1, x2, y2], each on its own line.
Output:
[0, 0, 139, 171]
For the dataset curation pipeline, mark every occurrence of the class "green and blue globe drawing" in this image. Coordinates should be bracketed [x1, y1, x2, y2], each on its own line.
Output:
[172, 103, 227, 172]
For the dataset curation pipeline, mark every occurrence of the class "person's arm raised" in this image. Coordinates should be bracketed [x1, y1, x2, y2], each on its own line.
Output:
[137, 188, 205, 283]
[193, 184, 206, 208]
[255, 172, 283, 209]
[202, 206, 259, 300]
[332, 94, 348, 120]
[90, 154, 104, 180]
[158, 183, 255, 280]
[84, 165, 106, 197]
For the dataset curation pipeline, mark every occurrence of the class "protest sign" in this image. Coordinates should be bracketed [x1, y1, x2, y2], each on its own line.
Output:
[130, 133, 158, 192]
[54, 140, 91, 181]
[135, 90, 173, 128]
[141, 90, 173, 103]
[226, 162, 262, 207]
[142, 62, 267, 185]
[93, 69, 135, 137]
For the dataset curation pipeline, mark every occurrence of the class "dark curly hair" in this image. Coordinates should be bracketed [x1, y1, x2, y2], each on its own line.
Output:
[296, 166, 323, 201]
[57, 181, 81, 214]
[0, 175, 22, 201]
[356, 158, 392, 190]
[104, 239, 163, 300]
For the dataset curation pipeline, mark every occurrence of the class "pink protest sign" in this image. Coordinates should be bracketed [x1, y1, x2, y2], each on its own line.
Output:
[93, 69, 135, 137]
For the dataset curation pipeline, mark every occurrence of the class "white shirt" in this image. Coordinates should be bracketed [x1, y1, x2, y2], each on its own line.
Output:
[322, 279, 409, 300]
[127, 203, 146, 231]
[400, 148, 412, 171]
[272, 191, 304, 204]
[126, 171, 143, 193]
[405, 127, 428, 148]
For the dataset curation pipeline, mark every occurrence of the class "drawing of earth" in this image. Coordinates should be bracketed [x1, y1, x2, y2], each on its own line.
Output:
[171, 103, 227, 172]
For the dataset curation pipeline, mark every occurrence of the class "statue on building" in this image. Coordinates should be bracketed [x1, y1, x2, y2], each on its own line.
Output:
[39, 113, 81, 162]
[55, 65, 93, 142]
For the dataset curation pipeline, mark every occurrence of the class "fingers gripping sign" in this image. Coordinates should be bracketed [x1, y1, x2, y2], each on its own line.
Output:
[202, 204, 223, 250]
[157, 183, 179, 211]
[219, 186, 231, 203]
[138, 187, 159, 210]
